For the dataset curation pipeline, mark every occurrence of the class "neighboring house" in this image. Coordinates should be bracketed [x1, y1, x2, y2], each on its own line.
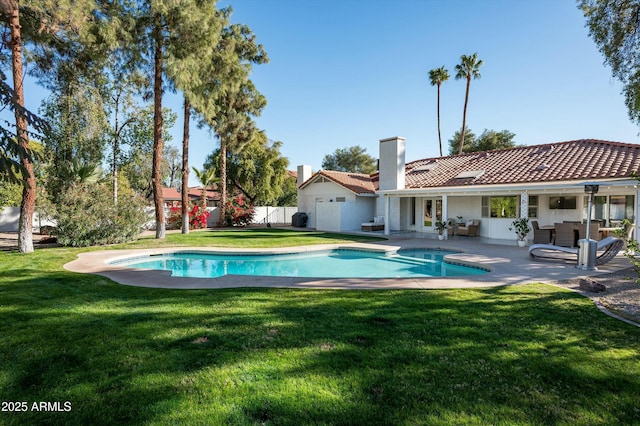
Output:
[297, 137, 640, 243]
[162, 187, 220, 207]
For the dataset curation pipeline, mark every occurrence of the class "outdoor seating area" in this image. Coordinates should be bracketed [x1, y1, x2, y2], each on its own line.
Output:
[361, 216, 384, 231]
[529, 220, 630, 248]
[456, 219, 481, 237]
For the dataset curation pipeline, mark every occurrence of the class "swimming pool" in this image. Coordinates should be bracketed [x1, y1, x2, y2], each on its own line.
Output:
[110, 248, 487, 279]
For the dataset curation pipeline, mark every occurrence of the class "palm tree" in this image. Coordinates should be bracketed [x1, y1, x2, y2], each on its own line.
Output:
[428, 66, 450, 157]
[192, 166, 219, 210]
[455, 53, 483, 155]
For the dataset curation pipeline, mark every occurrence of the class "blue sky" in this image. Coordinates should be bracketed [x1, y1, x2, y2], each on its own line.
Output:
[21, 0, 640, 186]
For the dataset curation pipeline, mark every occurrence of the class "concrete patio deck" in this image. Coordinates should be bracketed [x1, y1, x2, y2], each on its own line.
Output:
[63, 234, 632, 290]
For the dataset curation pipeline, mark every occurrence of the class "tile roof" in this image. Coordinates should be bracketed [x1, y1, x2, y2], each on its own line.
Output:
[300, 170, 378, 194]
[403, 139, 640, 189]
[162, 187, 220, 201]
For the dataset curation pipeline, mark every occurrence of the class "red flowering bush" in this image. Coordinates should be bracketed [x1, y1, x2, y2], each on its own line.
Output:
[168, 204, 210, 230]
[222, 196, 255, 227]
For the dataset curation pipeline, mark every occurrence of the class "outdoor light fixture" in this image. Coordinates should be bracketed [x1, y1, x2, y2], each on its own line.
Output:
[584, 184, 599, 195]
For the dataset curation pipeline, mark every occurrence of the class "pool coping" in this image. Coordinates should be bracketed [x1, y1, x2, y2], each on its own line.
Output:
[63, 239, 632, 290]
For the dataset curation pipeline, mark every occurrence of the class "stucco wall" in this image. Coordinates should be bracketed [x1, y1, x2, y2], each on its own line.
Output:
[297, 181, 357, 229]
[0, 207, 56, 232]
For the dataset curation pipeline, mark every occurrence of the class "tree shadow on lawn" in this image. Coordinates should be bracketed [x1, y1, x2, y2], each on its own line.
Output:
[187, 228, 384, 242]
[1, 273, 639, 425]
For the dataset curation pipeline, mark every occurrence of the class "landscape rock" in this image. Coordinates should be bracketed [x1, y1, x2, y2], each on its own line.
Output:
[579, 278, 606, 293]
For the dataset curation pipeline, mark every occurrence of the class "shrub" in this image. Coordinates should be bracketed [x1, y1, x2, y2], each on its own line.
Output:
[167, 204, 210, 230]
[222, 196, 255, 227]
[55, 183, 147, 247]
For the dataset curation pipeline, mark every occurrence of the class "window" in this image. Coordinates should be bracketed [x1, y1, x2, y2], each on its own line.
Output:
[482, 196, 519, 218]
[549, 196, 577, 209]
[335, 197, 346, 202]
[528, 195, 538, 218]
[584, 194, 634, 226]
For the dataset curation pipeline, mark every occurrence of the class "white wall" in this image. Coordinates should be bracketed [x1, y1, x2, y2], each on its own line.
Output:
[342, 198, 377, 231]
[315, 202, 341, 232]
[314, 198, 376, 232]
[297, 181, 356, 229]
[0, 207, 56, 232]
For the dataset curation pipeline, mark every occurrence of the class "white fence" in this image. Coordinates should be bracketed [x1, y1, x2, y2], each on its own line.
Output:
[0, 205, 298, 232]
[252, 206, 298, 225]
[0, 207, 56, 232]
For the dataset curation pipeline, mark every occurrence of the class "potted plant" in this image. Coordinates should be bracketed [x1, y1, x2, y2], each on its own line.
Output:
[509, 218, 531, 247]
[435, 220, 448, 240]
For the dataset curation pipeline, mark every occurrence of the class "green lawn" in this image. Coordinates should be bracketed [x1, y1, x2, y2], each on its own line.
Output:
[1, 229, 639, 425]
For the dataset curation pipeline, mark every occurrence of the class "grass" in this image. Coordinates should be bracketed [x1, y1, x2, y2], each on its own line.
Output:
[124, 227, 386, 249]
[1, 229, 639, 425]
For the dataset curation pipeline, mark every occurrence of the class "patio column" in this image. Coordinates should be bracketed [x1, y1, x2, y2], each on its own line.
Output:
[520, 192, 529, 219]
[384, 194, 390, 236]
[442, 195, 448, 240]
[636, 188, 640, 245]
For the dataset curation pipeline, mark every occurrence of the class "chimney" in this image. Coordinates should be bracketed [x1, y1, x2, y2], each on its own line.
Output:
[297, 165, 312, 187]
[378, 136, 405, 190]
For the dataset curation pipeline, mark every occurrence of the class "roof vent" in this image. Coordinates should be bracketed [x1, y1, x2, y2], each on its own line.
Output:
[413, 162, 438, 172]
[454, 170, 485, 179]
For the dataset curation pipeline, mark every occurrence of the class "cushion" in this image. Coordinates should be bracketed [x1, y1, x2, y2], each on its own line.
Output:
[466, 220, 474, 227]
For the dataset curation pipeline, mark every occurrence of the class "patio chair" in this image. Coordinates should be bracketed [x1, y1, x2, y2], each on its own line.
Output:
[554, 222, 578, 247]
[361, 216, 384, 231]
[447, 218, 456, 236]
[576, 223, 601, 241]
[457, 219, 480, 237]
[528, 236, 624, 265]
[532, 221, 553, 244]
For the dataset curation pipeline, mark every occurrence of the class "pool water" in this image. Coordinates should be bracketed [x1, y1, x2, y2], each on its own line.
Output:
[111, 249, 487, 279]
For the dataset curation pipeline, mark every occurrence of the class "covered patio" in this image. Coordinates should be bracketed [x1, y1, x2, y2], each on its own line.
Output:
[378, 179, 638, 245]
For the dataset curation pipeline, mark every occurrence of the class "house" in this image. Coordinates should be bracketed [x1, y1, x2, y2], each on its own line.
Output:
[297, 137, 640, 244]
[162, 187, 221, 207]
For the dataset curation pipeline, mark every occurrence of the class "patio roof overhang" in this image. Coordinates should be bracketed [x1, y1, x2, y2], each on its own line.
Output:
[377, 178, 639, 198]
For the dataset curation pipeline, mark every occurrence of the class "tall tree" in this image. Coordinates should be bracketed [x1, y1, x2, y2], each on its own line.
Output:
[448, 127, 518, 154]
[454, 53, 483, 155]
[1, 0, 110, 252]
[106, 0, 223, 238]
[321, 145, 377, 174]
[181, 97, 191, 234]
[474, 129, 519, 152]
[119, 107, 177, 196]
[204, 132, 289, 206]
[580, 0, 640, 126]
[107, 70, 146, 205]
[448, 127, 476, 155]
[428, 66, 449, 156]
[188, 10, 268, 221]
[164, 4, 224, 233]
[7, 1, 34, 252]
[150, 12, 165, 238]
[40, 81, 110, 197]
